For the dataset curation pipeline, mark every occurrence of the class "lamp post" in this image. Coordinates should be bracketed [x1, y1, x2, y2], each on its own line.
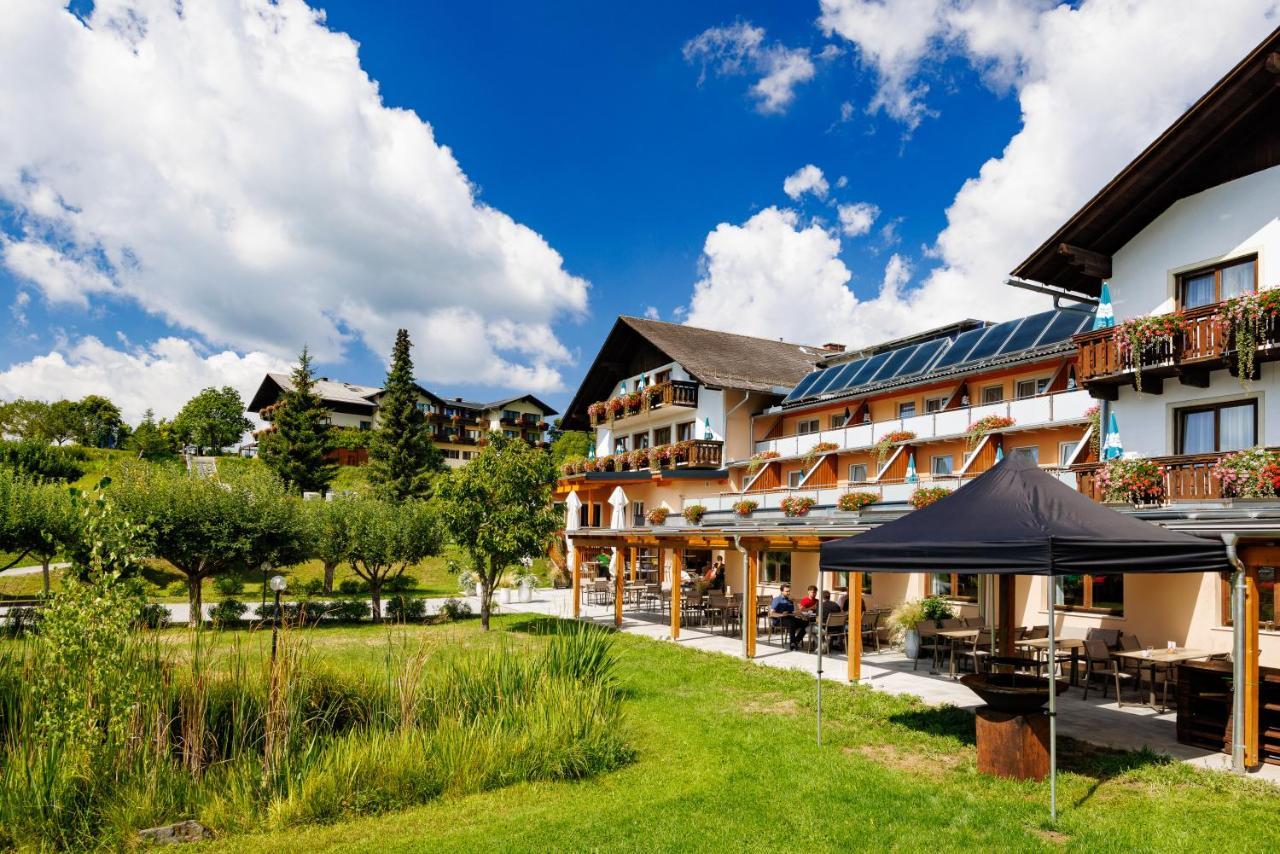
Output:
[268, 574, 287, 662]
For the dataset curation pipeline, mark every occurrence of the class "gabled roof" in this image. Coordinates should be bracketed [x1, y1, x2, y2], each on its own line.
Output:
[1013, 27, 1280, 297]
[247, 373, 381, 413]
[561, 316, 827, 429]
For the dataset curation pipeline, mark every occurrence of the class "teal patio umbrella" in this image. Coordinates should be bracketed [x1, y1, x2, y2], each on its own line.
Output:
[1102, 411, 1123, 460]
[1093, 282, 1115, 330]
[905, 451, 918, 483]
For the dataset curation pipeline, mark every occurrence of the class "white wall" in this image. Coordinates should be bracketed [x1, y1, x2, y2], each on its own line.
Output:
[1116, 371, 1276, 457]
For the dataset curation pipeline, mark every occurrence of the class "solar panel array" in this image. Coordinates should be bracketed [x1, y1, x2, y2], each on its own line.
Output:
[781, 307, 1093, 406]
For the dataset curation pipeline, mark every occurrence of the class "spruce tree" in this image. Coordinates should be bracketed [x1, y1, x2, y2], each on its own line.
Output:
[261, 346, 336, 494]
[368, 329, 443, 500]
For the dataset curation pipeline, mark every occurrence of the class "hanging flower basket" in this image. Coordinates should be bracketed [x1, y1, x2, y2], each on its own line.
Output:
[606, 397, 626, 417]
[837, 491, 878, 512]
[682, 504, 707, 525]
[801, 441, 839, 471]
[1083, 405, 1101, 460]
[874, 431, 916, 468]
[746, 450, 780, 475]
[643, 384, 664, 408]
[646, 506, 670, 525]
[1211, 448, 1280, 498]
[627, 448, 649, 470]
[909, 486, 951, 509]
[965, 415, 1015, 450]
[1216, 289, 1280, 388]
[1096, 457, 1166, 504]
[1114, 313, 1189, 392]
[732, 499, 759, 517]
[780, 496, 816, 517]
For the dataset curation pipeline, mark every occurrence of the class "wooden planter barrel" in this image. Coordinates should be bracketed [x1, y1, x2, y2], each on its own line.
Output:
[974, 707, 1050, 780]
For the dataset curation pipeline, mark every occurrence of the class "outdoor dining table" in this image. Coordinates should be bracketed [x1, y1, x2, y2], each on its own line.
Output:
[623, 583, 647, 606]
[936, 628, 979, 678]
[1019, 637, 1087, 687]
[1112, 647, 1211, 713]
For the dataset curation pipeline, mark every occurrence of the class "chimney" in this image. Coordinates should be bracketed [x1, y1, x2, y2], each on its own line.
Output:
[454, 397, 463, 402]
[821, 343, 846, 352]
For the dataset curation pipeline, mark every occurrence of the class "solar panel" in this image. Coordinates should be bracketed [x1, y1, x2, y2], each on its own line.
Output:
[782, 369, 825, 403]
[894, 337, 950, 378]
[866, 343, 921, 384]
[1036, 308, 1093, 347]
[840, 351, 892, 390]
[810, 357, 866, 396]
[958, 318, 1019, 364]
[930, 326, 989, 370]
[995, 310, 1056, 355]
[831, 354, 883, 391]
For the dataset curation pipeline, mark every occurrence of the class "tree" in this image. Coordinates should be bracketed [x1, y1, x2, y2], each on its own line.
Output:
[304, 496, 352, 593]
[345, 498, 440, 620]
[10, 481, 75, 594]
[260, 346, 335, 494]
[115, 465, 305, 626]
[72, 395, 126, 448]
[44, 400, 81, 446]
[368, 329, 442, 500]
[551, 430, 593, 466]
[129, 409, 173, 460]
[437, 433, 559, 629]
[0, 399, 51, 442]
[172, 386, 252, 454]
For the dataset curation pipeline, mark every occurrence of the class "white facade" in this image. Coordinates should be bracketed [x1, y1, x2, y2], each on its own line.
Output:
[592, 361, 727, 458]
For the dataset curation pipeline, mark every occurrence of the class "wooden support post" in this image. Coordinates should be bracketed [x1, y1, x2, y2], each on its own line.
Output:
[1244, 564, 1260, 768]
[670, 549, 683, 640]
[615, 547, 625, 628]
[572, 546, 582, 619]
[629, 546, 639, 583]
[849, 572, 862, 681]
[656, 548, 665, 585]
[745, 551, 759, 658]
[998, 574, 1016, 656]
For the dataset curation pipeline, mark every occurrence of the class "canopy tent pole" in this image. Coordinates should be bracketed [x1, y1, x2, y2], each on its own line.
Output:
[1048, 591, 1057, 823]
[816, 565, 824, 746]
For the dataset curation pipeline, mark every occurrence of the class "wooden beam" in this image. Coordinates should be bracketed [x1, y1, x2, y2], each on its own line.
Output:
[572, 546, 583, 619]
[629, 546, 639, 583]
[614, 549, 624, 628]
[656, 547, 665, 585]
[998, 575, 1016, 656]
[1176, 367, 1211, 388]
[670, 549, 683, 640]
[745, 551, 759, 658]
[1133, 376, 1163, 395]
[1087, 382, 1119, 402]
[1057, 243, 1112, 279]
[848, 572, 862, 681]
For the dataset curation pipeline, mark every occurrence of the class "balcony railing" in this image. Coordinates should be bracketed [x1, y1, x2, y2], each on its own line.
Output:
[752, 390, 1092, 459]
[588, 380, 699, 427]
[1073, 448, 1280, 502]
[559, 439, 723, 478]
[1074, 303, 1280, 391]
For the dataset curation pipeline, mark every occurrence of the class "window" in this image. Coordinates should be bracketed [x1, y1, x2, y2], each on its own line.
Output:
[797, 418, 820, 435]
[416, 402, 430, 413]
[1221, 567, 1277, 631]
[653, 426, 672, 446]
[762, 551, 792, 584]
[1012, 446, 1039, 464]
[925, 396, 947, 413]
[981, 385, 1004, 404]
[833, 572, 872, 595]
[1176, 400, 1257, 454]
[787, 470, 804, 488]
[359, 420, 372, 431]
[898, 401, 916, 418]
[1058, 440, 1079, 466]
[1054, 574, 1124, 616]
[654, 369, 672, 385]
[503, 430, 516, 438]
[1015, 378, 1050, 399]
[614, 436, 629, 454]
[1178, 256, 1256, 309]
[632, 432, 649, 449]
[443, 449, 460, 459]
[931, 455, 954, 476]
[848, 463, 867, 483]
[829, 413, 847, 430]
[676, 421, 694, 442]
[632, 501, 646, 528]
[931, 573, 978, 602]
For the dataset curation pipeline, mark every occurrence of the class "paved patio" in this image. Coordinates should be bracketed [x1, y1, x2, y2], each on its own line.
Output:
[499, 587, 1279, 783]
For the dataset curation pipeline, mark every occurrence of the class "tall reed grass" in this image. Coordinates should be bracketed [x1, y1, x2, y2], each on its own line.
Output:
[0, 619, 629, 849]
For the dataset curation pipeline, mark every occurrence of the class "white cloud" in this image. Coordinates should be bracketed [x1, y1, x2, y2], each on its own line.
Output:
[0, 0, 587, 391]
[783, 164, 830, 200]
[835, 174, 849, 188]
[644, 305, 661, 320]
[837, 202, 879, 236]
[684, 21, 816, 114]
[0, 337, 288, 425]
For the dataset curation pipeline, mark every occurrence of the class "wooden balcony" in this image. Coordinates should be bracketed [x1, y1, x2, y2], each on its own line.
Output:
[588, 380, 699, 427]
[1073, 449, 1280, 502]
[1074, 304, 1280, 398]
[557, 439, 723, 480]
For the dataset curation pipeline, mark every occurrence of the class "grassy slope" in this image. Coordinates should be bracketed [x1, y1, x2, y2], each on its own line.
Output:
[203, 617, 1278, 853]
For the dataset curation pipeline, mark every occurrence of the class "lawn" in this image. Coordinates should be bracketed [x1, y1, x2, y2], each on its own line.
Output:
[194, 616, 1277, 853]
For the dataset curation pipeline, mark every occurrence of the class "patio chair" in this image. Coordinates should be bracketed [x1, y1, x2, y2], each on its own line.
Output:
[913, 622, 939, 671]
[1081, 637, 1134, 701]
[640, 583, 663, 613]
[705, 594, 730, 634]
[957, 628, 993, 674]
[859, 609, 881, 653]
[682, 592, 705, 628]
[927, 617, 967, 673]
[820, 611, 847, 654]
[1086, 627, 1122, 651]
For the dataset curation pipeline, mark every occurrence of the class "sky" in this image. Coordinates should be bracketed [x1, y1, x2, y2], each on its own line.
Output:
[0, 0, 1277, 424]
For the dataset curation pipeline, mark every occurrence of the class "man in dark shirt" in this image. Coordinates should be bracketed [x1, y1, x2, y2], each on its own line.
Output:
[816, 590, 844, 652]
[769, 583, 807, 651]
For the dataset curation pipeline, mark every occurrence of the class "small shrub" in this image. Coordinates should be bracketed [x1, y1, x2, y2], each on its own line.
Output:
[921, 596, 955, 623]
[213, 574, 245, 596]
[385, 574, 417, 594]
[136, 603, 169, 630]
[210, 598, 248, 628]
[330, 599, 370, 623]
[0, 440, 86, 481]
[438, 598, 473, 621]
[302, 578, 326, 597]
[167, 580, 188, 597]
[386, 595, 426, 622]
[4, 606, 40, 637]
[293, 600, 328, 623]
[338, 577, 369, 595]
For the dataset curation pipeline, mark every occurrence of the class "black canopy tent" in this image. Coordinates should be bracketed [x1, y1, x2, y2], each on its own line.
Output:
[819, 453, 1232, 820]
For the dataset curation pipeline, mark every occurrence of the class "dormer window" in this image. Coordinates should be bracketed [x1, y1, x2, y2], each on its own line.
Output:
[1178, 256, 1255, 310]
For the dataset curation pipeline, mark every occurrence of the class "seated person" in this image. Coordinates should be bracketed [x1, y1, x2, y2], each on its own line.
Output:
[769, 583, 808, 651]
[817, 590, 842, 617]
[708, 562, 726, 591]
[799, 585, 818, 610]
[837, 588, 849, 612]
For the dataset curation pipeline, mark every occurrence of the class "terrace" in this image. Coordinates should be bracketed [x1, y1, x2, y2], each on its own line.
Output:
[587, 379, 699, 428]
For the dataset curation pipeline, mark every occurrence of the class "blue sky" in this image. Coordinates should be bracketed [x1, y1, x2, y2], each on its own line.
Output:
[0, 1, 1274, 422]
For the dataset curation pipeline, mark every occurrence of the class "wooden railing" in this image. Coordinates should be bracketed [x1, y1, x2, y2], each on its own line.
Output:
[685, 439, 722, 468]
[1072, 450, 1280, 502]
[588, 380, 699, 426]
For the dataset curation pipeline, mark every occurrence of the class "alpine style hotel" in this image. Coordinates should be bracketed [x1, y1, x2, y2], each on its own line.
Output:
[557, 29, 1280, 770]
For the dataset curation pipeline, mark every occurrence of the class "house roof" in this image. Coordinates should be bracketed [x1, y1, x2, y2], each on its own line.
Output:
[247, 373, 381, 413]
[1012, 27, 1280, 297]
[561, 316, 827, 429]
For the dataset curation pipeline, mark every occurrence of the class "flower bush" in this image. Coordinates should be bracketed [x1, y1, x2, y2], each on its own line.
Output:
[909, 486, 951, 509]
[746, 450, 780, 475]
[1096, 457, 1166, 504]
[627, 448, 649, 469]
[780, 496, 816, 517]
[1216, 289, 1280, 387]
[1115, 313, 1189, 392]
[874, 430, 916, 468]
[732, 499, 758, 517]
[1084, 404, 1101, 460]
[586, 402, 607, 422]
[965, 414, 1015, 450]
[682, 504, 706, 525]
[836, 491, 878, 512]
[801, 441, 839, 471]
[646, 506, 670, 525]
[1211, 448, 1280, 498]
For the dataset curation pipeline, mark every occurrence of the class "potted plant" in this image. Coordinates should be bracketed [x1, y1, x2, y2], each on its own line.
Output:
[498, 578, 516, 604]
[1084, 404, 1101, 459]
[909, 486, 951, 509]
[683, 504, 707, 525]
[965, 414, 1016, 450]
[646, 506, 670, 525]
[1211, 448, 1278, 499]
[780, 496, 816, 517]
[1096, 457, 1166, 505]
[836, 491, 878, 512]
[887, 599, 927, 659]
[873, 430, 916, 468]
[627, 448, 649, 470]
[801, 441, 839, 471]
[746, 450, 780, 475]
[1216, 289, 1280, 387]
[513, 564, 538, 603]
[732, 499, 758, 517]
[457, 568, 479, 596]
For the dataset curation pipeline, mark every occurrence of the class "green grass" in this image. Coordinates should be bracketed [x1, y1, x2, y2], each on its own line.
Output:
[193, 617, 1277, 853]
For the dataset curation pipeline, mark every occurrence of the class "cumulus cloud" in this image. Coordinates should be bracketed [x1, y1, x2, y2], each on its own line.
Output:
[0, 337, 288, 425]
[684, 21, 816, 114]
[683, 1, 1279, 348]
[0, 0, 588, 391]
[783, 165, 830, 200]
[644, 305, 661, 320]
[837, 202, 879, 236]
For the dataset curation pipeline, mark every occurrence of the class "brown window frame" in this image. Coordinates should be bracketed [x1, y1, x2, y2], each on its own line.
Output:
[930, 572, 978, 603]
[1176, 255, 1257, 310]
[797, 418, 820, 435]
[676, 421, 694, 442]
[1174, 399, 1258, 455]
[980, 384, 1004, 404]
[652, 426, 672, 446]
[898, 401, 917, 418]
[1221, 570, 1278, 631]
[1052, 575, 1124, 616]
